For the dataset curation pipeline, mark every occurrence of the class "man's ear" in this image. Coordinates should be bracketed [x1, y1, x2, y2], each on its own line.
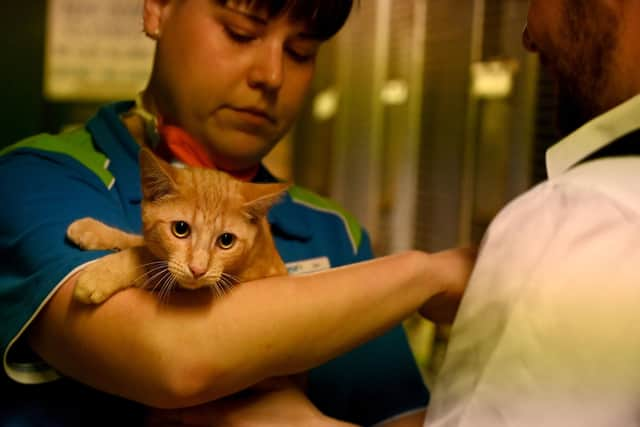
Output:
[143, 0, 172, 39]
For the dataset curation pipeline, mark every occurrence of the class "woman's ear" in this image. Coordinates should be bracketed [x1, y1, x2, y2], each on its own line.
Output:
[143, 0, 171, 40]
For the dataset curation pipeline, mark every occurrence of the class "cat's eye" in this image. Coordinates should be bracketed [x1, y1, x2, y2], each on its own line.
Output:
[171, 221, 191, 238]
[217, 233, 236, 249]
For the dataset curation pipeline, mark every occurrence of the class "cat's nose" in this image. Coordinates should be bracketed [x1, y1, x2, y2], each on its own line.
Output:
[189, 264, 206, 278]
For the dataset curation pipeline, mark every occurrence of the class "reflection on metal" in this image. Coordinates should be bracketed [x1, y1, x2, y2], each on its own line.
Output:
[298, 0, 537, 254]
[368, 0, 392, 244]
[457, 0, 538, 246]
[326, 0, 426, 253]
[331, 0, 391, 245]
[312, 87, 340, 121]
[458, 0, 486, 247]
[380, 79, 409, 105]
[389, 0, 427, 253]
[471, 59, 519, 99]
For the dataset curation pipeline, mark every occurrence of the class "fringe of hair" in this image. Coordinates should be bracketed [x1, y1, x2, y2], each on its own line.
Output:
[217, 0, 354, 40]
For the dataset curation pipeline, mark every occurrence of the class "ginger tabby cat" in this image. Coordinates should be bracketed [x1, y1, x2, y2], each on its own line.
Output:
[67, 148, 289, 304]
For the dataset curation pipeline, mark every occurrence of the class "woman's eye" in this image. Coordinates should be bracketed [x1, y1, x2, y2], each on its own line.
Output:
[217, 233, 236, 249]
[286, 44, 319, 64]
[171, 221, 191, 238]
[224, 26, 255, 43]
[287, 49, 315, 63]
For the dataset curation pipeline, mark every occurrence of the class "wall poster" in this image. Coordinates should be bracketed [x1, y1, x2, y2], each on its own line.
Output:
[44, 0, 154, 100]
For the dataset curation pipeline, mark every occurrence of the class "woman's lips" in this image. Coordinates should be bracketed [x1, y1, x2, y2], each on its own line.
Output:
[228, 106, 276, 126]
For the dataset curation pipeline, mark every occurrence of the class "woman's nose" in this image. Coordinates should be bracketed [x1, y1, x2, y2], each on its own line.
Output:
[248, 43, 284, 92]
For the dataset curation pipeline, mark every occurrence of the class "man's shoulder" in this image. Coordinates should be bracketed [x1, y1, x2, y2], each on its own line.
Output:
[483, 169, 640, 260]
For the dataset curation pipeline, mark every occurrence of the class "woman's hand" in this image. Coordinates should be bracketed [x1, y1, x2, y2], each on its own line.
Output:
[418, 247, 477, 324]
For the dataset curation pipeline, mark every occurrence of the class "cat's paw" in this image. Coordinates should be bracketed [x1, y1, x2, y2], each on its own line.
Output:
[67, 217, 106, 250]
[73, 271, 114, 304]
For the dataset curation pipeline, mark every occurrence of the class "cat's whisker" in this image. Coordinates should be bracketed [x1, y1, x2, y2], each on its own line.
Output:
[222, 272, 241, 284]
[165, 276, 179, 303]
[139, 264, 170, 291]
[145, 270, 176, 303]
[136, 261, 168, 274]
[136, 264, 169, 289]
[221, 272, 240, 285]
[218, 273, 239, 294]
[156, 271, 176, 303]
[142, 263, 168, 273]
[210, 280, 227, 298]
[141, 260, 168, 267]
[165, 265, 189, 289]
[217, 277, 233, 292]
[147, 273, 169, 295]
[209, 273, 237, 297]
[159, 269, 175, 291]
[140, 265, 169, 276]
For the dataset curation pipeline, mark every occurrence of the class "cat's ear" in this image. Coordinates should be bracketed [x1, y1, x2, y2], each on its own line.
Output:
[139, 147, 177, 201]
[241, 182, 290, 221]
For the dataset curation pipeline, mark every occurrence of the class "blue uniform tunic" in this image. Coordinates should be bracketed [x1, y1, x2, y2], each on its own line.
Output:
[0, 102, 428, 426]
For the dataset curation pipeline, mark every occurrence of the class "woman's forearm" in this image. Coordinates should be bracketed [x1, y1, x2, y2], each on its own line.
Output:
[28, 249, 467, 408]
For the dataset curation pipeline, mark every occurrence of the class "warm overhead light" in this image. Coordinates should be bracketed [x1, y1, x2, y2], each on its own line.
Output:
[312, 87, 340, 121]
[470, 59, 519, 99]
[380, 79, 409, 105]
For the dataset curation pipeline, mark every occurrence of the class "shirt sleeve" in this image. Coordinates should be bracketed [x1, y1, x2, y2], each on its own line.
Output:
[0, 149, 132, 384]
[424, 180, 640, 427]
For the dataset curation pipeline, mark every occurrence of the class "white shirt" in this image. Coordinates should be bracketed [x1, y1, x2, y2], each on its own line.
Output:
[423, 94, 640, 427]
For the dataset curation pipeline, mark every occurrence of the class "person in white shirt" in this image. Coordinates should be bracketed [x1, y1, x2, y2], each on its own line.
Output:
[424, 1, 640, 426]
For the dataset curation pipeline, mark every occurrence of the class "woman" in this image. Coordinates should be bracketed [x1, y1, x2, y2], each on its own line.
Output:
[0, 1, 474, 425]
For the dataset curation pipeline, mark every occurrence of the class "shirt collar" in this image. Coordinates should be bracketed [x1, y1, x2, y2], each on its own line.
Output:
[546, 93, 640, 178]
[86, 101, 142, 203]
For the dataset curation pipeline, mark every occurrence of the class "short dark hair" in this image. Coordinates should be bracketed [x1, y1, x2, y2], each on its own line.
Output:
[217, 0, 354, 40]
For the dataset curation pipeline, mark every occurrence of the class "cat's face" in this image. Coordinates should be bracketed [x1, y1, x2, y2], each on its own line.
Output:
[138, 148, 287, 293]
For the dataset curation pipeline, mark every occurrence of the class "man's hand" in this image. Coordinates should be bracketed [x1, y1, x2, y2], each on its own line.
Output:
[418, 247, 477, 324]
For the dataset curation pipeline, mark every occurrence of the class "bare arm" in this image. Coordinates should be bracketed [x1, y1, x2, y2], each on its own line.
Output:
[146, 384, 359, 427]
[379, 410, 426, 427]
[147, 387, 426, 427]
[27, 248, 474, 409]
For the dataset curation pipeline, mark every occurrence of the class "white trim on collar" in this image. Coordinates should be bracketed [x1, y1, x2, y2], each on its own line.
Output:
[546, 93, 640, 178]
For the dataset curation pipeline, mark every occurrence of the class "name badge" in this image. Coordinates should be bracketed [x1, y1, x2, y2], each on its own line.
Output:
[285, 256, 331, 275]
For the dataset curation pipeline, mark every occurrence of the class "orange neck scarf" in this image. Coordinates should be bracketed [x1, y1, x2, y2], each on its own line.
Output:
[131, 95, 259, 181]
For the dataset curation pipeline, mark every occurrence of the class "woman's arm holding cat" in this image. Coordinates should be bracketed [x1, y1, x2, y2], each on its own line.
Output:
[27, 248, 474, 409]
[147, 384, 359, 427]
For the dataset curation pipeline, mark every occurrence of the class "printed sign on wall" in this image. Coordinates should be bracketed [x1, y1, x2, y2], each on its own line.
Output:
[44, 0, 154, 100]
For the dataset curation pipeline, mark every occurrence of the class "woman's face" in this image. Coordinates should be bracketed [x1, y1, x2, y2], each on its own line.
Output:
[145, 0, 321, 170]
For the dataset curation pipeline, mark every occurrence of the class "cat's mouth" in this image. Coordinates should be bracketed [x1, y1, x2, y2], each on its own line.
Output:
[176, 281, 203, 290]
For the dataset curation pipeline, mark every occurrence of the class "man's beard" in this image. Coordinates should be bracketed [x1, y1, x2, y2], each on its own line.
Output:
[551, 1, 619, 137]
